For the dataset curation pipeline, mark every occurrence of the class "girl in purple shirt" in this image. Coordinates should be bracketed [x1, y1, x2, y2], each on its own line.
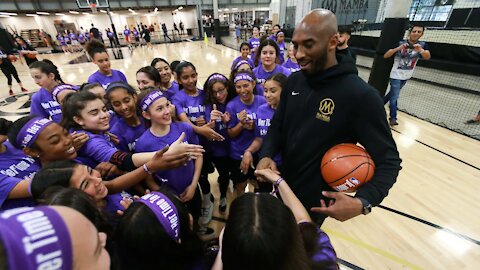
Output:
[241, 73, 286, 179]
[203, 73, 236, 212]
[105, 82, 148, 152]
[226, 71, 266, 195]
[80, 82, 121, 127]
[230, 42, 254, 71]
[151, 58, 180, 95]
[173, 61, 225, 225]
[135, 89, 202, 219]
[276, 31, 286, 64]
[136, 65, 177, 100]
[86, 39, 128, 89]
[282, 43, 301, 73]
[29, 60, 69, 123]
[248, 26, 261, 61]
[253, 39, 291, 96]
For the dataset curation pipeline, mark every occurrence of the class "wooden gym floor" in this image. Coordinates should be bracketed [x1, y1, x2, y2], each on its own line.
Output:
[0, 41, 479, 269]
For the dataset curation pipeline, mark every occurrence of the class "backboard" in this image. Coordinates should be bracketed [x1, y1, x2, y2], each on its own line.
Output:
[76, 0, 110, 9]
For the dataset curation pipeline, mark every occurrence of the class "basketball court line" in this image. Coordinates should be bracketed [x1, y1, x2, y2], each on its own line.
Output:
[323, 228, 424, 270]
[390, 128, 480, 171]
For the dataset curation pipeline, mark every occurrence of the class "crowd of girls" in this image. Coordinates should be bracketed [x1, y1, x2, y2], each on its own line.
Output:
[0, 31, 336, 270]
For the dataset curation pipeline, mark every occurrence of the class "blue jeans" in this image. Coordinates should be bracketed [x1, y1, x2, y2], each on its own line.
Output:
[384, 79, 407, 120]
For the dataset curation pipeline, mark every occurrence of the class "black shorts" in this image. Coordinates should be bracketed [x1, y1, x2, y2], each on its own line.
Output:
[229, 156, 258, 185]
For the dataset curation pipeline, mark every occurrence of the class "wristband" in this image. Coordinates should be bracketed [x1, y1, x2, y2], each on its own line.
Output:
[143, 163, 153, 175]
[273, 177, 284, 187]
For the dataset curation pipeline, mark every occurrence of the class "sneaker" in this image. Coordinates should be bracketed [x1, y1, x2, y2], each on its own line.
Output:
[199, 198, 214, 225]
[21, 88, 28, 93]
[219, 197, 227, 212]
[389, 118, 398, 126]
[9, 90, 14, 96]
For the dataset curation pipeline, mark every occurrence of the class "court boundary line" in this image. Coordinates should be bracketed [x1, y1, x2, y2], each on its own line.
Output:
[390, 128, 480, 171]
[376, 205, 480, 246]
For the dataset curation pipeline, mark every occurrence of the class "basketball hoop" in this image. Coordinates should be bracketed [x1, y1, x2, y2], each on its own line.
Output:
[90, 3, 98, 13]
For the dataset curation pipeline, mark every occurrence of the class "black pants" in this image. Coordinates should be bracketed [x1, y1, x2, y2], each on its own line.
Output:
[186, 185, 202, 220]
[198, 152, 214, 195]
[1, 64, 21, 86]
[211, 156, 231, 198]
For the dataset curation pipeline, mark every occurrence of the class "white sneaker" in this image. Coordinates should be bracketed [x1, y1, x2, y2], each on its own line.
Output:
[199, 198, 214, 225]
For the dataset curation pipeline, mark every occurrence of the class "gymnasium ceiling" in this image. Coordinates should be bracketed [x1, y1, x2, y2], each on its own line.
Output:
[0, 0, 271, 13]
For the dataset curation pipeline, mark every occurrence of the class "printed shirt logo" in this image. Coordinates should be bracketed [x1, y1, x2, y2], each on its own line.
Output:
[316, 98, 335, 122]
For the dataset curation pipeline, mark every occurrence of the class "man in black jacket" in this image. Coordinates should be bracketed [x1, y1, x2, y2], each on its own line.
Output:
[257, 9, 402, 224]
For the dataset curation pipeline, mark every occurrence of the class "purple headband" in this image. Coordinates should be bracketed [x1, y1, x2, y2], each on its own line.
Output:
[276, 31, 284, 36]
[234, 73, 255, 84]
[140, 90, 164, 112]
[207, 74, 227, 83]
[138, 192, 180, 242]
[16, 117, 54, 149]
[234, 60, 253, 70]
[52, 84, 79, 103]
[0, 206, 73, 270]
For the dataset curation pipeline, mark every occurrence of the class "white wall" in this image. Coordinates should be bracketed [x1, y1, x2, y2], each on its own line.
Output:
[284, 0, 313, 25]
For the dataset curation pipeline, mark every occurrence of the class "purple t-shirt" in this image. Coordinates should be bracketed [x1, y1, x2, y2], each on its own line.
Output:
[298, 222, 338, 269]
[163, 81, 179, 101]
[231, 56, 254, 71]
[248, 37, 260, 60]
[109, 118, 148, 152]
[277, 42, 286, 64]
[269, 34, 276, 41]
[226, 95, 266, 160]
[0, 141, 40, 180]
[0, 175, 35, 210]
[75, 130, 118, 169]
[104, 191, 132, 215]
[172, 88, 206, 123]
[133, 29, 139, 37]
[135, 122, 199, 195]
[205, 103, 230, 157]
[282, 58, 301, 73]
[123, 29, 131, 37]
[87, 69, 128, 89]
[57, 36, 66, 46]
[69, 33, 77, 40]
[30, 87, 63, 123]
[253, 65, 291, 96]
[256, 104, 281, 165]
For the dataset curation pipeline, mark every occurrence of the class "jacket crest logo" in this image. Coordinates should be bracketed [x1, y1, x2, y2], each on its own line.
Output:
[316, 98, 334, 122]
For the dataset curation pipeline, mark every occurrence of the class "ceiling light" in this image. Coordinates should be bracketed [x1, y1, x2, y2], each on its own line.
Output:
[178, 6, 183, 10]
[26, 14, 38, 17]
[69, 11, 80, 14]
[0, 12, 18, 16]
[36, 12, 50, 15]
[55, 13, 65, 16]
[154, 8, 158, 12]
[0, 15, 11, 18]
[128, 8, 135, 13]
[99, 10, 107, 13]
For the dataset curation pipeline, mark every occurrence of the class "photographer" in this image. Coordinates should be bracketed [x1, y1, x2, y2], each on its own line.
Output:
[383, 25, 431, 126]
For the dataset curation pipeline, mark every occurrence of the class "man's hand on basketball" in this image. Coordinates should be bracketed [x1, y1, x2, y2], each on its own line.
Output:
[311, 191, 363, 222]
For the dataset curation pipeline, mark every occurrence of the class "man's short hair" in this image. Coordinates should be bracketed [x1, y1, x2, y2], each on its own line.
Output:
[338, 26, 352, 35]
[409, 25, 425, 32]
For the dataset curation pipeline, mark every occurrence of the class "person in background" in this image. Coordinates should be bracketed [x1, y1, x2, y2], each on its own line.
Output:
[0, 46, 28, 96]
[383, 24, 431, 126]
[180, 20, 185, 35]
[336, 26, 356, 63]
[282, 44, 301, 73]
[15, 36, 38, 66]
[465, 110, 480, 125]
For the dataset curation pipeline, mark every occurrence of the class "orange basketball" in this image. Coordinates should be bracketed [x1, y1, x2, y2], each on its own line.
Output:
[7, 55, 17, 62]
[321, 143, 375, 193]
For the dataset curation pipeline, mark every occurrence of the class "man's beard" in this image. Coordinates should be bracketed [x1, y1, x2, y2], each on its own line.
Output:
[338, 40, 346, 47]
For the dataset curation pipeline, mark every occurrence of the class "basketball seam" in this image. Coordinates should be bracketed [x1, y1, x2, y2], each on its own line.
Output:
[321, 154, 370, 168]
[327, 161, 371, 185]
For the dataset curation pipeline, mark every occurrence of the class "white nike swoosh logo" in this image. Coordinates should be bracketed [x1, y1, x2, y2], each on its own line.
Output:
[292, 91, 300, 96]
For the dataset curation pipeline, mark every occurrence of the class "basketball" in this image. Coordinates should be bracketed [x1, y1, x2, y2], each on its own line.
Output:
[321, 143, 375, 193]
[7, 55, 17, 62]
